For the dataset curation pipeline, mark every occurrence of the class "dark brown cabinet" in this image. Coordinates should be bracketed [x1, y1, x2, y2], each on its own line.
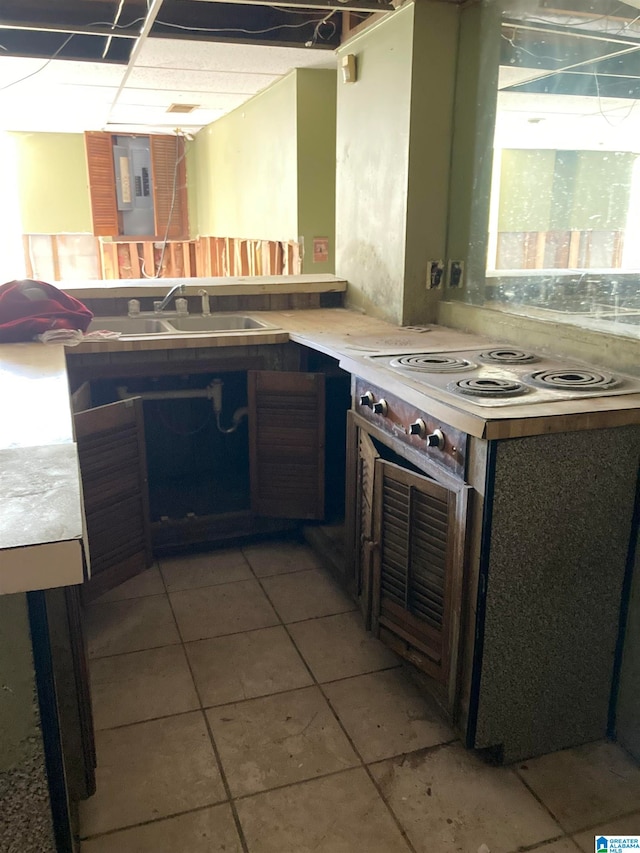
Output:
[73, 392, 152, 603]
[72, 369, 326, 601]
[248, 370, 325, 520]
[347, 411, 471, 715]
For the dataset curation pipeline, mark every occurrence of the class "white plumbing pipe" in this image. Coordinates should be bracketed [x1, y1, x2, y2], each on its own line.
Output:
[117, 386, 217, 403]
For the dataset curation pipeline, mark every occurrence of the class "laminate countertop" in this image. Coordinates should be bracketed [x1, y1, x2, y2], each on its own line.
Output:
[73, 307, 640, 439]
[0, 345, 86, 594]
[3, 306, 640, 594]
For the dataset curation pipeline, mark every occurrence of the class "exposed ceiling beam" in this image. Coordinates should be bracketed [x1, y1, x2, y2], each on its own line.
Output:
[150, 0, 341, 48]
[0, 21, 138, 39]
[107, 0, 165, 124]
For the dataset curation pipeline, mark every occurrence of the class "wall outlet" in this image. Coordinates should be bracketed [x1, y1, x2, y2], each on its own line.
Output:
[447, 260, 465, 288]
[427, 259, 444, 289]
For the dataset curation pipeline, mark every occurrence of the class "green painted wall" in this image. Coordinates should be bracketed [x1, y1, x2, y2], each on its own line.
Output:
[192, 74, 298, 241]
[335, 4, 459, 324]
[571, 151, 635, 230]
[498, 150, 555, 231]
[446, 0, 501, 304]
[403, 0, 459, 324]
[497, 149, 636, 232]
[191, 68, 336, 269]
[296, 69, 337, 275]
[12, 132, 92, 234]
[335, 8, 415, 323]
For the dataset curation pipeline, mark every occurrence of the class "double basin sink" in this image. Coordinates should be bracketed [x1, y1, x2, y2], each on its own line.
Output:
[87, 313, 280, 338]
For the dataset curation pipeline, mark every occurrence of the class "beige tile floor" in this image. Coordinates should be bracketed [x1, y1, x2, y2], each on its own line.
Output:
[80, 540, 640, 852]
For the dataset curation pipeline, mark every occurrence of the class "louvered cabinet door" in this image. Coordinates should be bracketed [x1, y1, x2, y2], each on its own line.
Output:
[355, 427, 380, 626]
[84, 131, 119, 237]
[150, 135, 188, 239]
[371, 459, 470, 689]
[248, 370, 325, 520]
[74, 398, 152, 603]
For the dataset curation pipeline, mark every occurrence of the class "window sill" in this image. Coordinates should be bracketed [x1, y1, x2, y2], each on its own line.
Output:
[437, 300, 640, 377]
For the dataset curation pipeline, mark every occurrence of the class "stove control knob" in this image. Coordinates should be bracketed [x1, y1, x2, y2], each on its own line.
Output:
[359, 391, 375, 408]
[373, 399, 388, 416]
[408, 419, 427, 438]
[426, 429, 445, 449]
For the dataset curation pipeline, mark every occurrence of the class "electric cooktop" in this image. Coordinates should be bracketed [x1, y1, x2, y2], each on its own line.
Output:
[367, 347, 640, 408]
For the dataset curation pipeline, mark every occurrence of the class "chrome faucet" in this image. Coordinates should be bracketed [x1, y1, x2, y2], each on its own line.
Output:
[198, 288, 211, 316]
[154, 282, 185, 313]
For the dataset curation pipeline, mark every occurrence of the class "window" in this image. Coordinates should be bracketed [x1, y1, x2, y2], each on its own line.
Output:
[484, 1, 640, 338]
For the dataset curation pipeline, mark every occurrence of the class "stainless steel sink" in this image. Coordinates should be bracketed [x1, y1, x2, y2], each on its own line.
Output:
[85, 313, 280, 337]
[164, 314, 279, 333]
[86, 317, 174, 335]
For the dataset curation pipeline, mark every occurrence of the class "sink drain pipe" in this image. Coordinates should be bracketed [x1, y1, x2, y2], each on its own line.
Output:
[116, 380, 248, 433]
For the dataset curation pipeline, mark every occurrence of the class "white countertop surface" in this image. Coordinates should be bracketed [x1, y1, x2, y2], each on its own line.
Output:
[0, 344, 86, 594]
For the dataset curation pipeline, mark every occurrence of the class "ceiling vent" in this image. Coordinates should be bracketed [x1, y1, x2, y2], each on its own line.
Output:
[167, 104, 199, 114]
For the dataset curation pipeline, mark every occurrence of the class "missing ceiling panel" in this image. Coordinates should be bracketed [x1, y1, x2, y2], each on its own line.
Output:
[167, 103, 199, 114]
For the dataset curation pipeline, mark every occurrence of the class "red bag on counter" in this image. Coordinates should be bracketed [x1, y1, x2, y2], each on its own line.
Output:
[0, 279, 93, 343]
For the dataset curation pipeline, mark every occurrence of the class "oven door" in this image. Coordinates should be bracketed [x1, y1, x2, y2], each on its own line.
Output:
[371, 458, 471, 706]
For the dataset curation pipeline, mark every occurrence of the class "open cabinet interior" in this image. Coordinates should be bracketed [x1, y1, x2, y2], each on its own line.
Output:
[71, 355, 352, 583]
[90, 371, 250, 523]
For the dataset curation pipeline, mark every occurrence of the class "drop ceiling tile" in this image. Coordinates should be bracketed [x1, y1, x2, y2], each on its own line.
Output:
[109, 103, 225, 128]
[0, 57, 49, 87]
[118, 87, 247, 111]
[137, 38, 336, 75]
[127, 66, 279, 94]
[45, 60, 127, 87]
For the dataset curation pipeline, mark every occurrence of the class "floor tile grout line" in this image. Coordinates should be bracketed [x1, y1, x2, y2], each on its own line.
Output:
[508, 835, 583, 853]
[164, 575, 262, 594]
[88, 604, 362, 664]
[86, 590, 169, 611]
[87, 638, 184, 663]
[88, 638, 182, 662]
[250, 564, 421, 853]
[201, 708, 251, 853]
[230, 764, 367, 803]
[558, 805, 640, 838]
[93, 705, 203, 734]
[182, 661, 403, 712]
[161, 567, 252, 853]
[319, 662, 404, 686]
[511, 764, 580, 837]
[78, 799, 229, 843]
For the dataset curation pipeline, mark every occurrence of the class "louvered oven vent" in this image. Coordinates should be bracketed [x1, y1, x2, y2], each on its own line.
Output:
[167, 104, 199, 114]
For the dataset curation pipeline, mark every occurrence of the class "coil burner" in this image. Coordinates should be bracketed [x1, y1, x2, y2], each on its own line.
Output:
[390, 354, 475, 372]
[478, 349, 538, 365]
[527, 369, 619, 391]
[450, 377, 528, 398]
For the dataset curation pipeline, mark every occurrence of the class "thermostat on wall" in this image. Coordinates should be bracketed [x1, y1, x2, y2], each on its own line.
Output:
[341, 54, 357, 84]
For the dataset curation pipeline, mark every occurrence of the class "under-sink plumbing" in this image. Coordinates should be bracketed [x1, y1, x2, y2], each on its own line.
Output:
[116, 378, 248, 434]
